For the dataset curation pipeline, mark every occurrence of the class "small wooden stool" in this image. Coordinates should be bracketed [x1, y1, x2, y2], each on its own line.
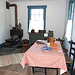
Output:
[22, 39, 30, 52]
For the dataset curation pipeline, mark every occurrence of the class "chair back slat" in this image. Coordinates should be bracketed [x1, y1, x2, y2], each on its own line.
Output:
[72, 41, 75, 44]
[71, 47, 75, 50]
[69, 40, 75, 57]
[69, 40, 75, 72]
[70, 53, 74, 56]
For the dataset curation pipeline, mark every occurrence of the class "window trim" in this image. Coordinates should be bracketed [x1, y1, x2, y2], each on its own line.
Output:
[27, 5, 47, 33]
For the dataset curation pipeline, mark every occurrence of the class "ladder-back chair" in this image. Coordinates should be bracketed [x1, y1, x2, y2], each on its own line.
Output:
[65, 40, 75, 75]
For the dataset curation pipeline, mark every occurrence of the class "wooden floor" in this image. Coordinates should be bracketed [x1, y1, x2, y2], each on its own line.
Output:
[0, 53, 71, 75]
[0, 53, 25, 67]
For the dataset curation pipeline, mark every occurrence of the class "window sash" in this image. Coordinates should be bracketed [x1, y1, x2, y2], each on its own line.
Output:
[27, 5, 47, 33]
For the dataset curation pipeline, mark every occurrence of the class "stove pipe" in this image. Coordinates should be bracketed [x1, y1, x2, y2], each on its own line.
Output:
[6, 2, 18, 28]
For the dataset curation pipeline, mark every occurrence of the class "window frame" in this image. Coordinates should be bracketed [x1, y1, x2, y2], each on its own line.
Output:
[27, 5, 47, 33]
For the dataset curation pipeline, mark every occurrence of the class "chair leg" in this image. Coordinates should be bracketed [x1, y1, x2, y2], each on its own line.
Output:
[27, 66, 30, 75]
[71, 64, 74, 75]
[45, 68, 47, 75]
[67, 64, 73, 75]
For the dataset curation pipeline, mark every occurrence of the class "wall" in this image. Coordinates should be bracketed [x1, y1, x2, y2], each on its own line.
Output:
[0, 0, 10, 44]
[10, 0, 69, 40]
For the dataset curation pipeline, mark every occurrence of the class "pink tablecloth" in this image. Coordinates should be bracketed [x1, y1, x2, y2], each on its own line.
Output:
[20, 41, 67, 74]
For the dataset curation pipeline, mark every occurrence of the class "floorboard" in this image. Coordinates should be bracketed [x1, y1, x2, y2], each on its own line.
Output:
[0, 53, 71, 75]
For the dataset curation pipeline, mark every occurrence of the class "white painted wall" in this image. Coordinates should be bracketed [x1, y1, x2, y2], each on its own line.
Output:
[0, 0, 11, 44]
[10, 0, 69, 40]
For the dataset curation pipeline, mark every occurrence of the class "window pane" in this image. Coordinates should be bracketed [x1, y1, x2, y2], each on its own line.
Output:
[36, 9, 40, 14]
[29, 20, 44, 32]
[39, 15, 43, 20]
[31, 9, 43, 21]
[35, 15, 39, 20]
[31, 9, 36, 14]
[39, 9, 43, 14]
[31, 15, 35, 20]
[65, 20, 72, 41]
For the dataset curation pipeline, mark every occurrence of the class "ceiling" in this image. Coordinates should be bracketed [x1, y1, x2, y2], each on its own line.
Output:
[9, 0, 51, 2]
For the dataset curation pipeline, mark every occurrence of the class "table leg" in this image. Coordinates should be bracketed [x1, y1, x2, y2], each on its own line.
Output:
[32, 67, 34, 73]
[56, 68, 58, 75]
[45, 68, 47, 75]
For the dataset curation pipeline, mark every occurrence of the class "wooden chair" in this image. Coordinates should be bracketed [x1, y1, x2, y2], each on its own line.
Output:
[56, 38, 68, 56]
[65, 40, 75, 75]
[56, 38, 64, 45]
[22, 39, 30, 52]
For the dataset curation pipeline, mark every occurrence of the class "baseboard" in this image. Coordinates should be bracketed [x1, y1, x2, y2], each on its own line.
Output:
[0, 42, 5, 49]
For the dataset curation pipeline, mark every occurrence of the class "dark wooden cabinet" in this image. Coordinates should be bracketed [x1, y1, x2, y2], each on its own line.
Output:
[29, 31, 53, 44]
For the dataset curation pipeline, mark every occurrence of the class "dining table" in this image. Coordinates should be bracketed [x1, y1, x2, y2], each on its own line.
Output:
[20, 41, 67, 75]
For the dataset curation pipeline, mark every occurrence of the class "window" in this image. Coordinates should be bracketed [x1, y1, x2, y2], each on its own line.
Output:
[27, 6, 47, 33]
[65, 1, 74, 41]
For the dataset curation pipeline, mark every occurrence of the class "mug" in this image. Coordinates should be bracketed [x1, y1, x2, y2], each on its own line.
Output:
[47, 43, 50, 47]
